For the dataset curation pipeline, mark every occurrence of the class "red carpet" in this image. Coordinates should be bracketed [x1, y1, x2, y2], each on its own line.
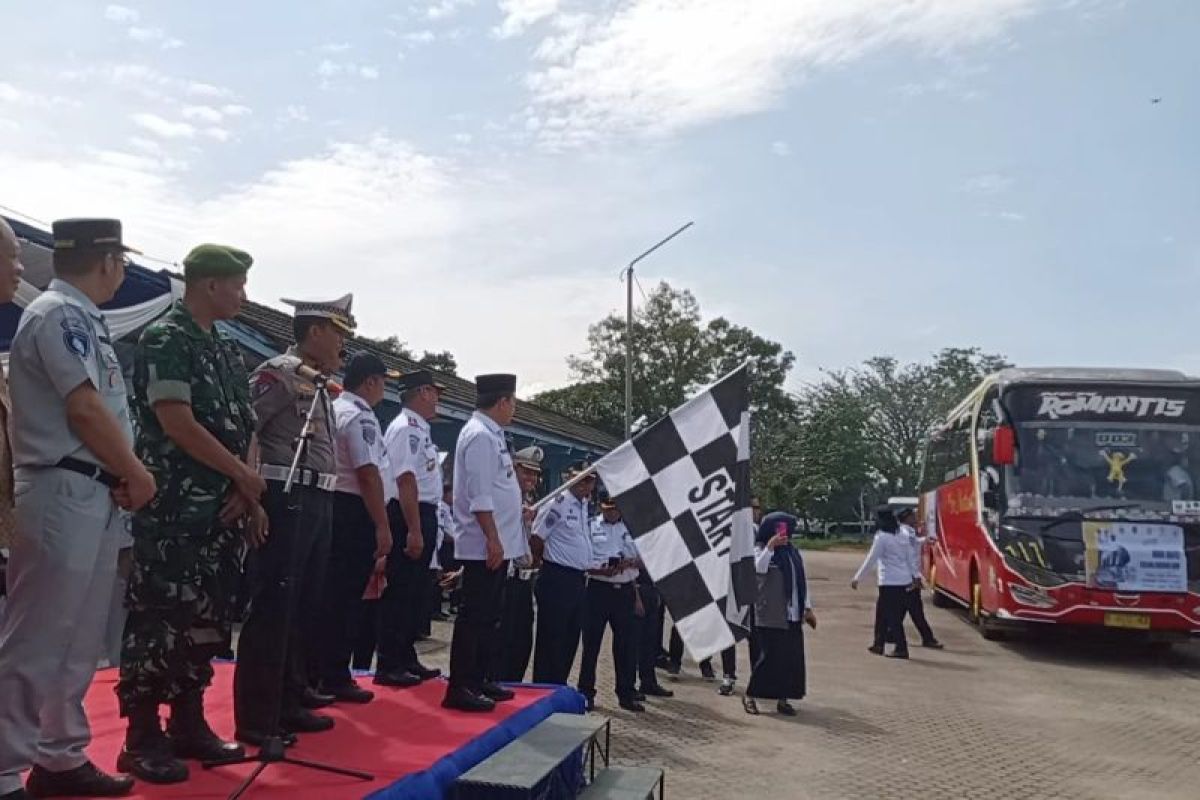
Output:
[76, 664, 554, 800]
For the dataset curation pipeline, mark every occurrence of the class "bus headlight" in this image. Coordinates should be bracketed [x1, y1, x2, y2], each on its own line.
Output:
[1009, 583, 1058, 609]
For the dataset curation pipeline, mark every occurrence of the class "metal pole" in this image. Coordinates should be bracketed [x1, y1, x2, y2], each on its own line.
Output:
[622, 221, 694, 440]
[625, 265, 633, 440]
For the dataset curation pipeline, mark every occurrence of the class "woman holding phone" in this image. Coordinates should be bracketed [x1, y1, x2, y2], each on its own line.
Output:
[743, 512, 816, 716]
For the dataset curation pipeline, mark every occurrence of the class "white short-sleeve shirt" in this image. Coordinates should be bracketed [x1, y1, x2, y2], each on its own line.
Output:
[589, 518, 638, 584]
[383, 407, 442, 504]
[333, 390, 392, 500]
[452, 411, 523, 561]
[533, 492, 594, 570]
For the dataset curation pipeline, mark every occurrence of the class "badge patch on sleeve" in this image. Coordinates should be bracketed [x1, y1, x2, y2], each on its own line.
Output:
[60, 317, 92, 360]
[409, 434, 420, 454]
[361, 420, 376, 445]
[252, 372, 279, 398]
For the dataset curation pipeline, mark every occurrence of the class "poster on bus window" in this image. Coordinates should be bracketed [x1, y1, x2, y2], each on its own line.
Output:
[1081, 522, 1187, 593]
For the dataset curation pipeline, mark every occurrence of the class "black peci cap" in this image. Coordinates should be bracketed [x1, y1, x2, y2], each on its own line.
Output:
[475, 373, 516, 395]
[52, 218, 140, 254]
[399, 369, 446, 393]
[344, 352, 400, 388]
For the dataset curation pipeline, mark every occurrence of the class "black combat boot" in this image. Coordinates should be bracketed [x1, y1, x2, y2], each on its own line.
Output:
[116, 704, 189, 784]
[166, 691, 245, 763]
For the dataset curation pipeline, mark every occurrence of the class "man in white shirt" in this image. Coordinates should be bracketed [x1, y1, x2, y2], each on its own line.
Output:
[496, 446, 544, 682]
[315, 353, 398, 703]
[897, 508, 942, 649]
[851, 506, 918, 659]
[531, 463, 597, 685]
[376, 370, 446, 688]
[577, 499, 644, 712]
[444, 374, 524, 713]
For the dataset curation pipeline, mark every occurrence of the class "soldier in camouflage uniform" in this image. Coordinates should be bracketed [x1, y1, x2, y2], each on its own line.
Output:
[116, 244, 266, 785]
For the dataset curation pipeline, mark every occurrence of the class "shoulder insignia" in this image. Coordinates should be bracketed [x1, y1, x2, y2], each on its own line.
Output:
[361, 418, 376, 445]
[408, 415, 421, 428]
[252, 372, 279, 398]
[62, 326, 91, 359]
[409, 434, 420, 454]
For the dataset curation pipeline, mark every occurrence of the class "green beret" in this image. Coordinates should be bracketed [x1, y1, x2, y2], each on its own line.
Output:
[182, 244, 253, 279]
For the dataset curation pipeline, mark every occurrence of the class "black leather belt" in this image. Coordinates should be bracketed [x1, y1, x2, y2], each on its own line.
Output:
[55, 457, 120, 488]
[543, 560, 586, 576]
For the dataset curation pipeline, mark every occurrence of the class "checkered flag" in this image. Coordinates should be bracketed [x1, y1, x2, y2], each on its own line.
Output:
[594, 363, 755, 662]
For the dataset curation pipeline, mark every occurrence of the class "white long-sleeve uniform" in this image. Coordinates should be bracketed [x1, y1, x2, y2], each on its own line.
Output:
[852, 529, 918, 587]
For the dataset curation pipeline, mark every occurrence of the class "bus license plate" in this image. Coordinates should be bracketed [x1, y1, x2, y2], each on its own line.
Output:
[1103, 612, 1150, 630]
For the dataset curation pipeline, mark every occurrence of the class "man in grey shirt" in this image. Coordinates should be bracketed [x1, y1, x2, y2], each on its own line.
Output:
[0, 218, 156, 800]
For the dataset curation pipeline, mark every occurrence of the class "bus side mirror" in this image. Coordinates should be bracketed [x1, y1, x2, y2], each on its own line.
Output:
[993, 425, 1015, 466]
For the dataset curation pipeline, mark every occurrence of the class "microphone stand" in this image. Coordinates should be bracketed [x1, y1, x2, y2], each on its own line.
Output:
[204, 373, 374, 799]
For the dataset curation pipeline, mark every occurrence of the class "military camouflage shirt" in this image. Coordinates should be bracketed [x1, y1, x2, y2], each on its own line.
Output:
[132, 299, 256, 528]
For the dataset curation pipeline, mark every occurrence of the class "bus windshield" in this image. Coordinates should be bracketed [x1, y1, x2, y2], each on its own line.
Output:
[1003, 385, 1200, 512]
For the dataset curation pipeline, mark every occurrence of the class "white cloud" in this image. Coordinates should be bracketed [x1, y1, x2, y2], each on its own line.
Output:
[202, 127, 232, 142]
[182, 105, 224, 123]
[281, 104, 309, 123]
[316, 60, 382, 84]
[995, 210, 1026, 221]
[426, 0, 474, 20]
[0, 82, 77, 109]
[453, 132, 473, 144]
[131, 112, 196, 139]
[104, 4, 139, 24]
[521, 0, 1041, 146]
[964, 172, 1014, 193]
[403, 30, 437, 44]
[496, 0, 560, 39]
[187, 81, 233, 99]
[770, 140, 791, 157]
[317, 42, 353, 54]
[221, 104, 252, 117]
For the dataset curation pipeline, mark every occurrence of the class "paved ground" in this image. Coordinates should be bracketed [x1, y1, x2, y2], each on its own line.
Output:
[417, 549, 1200, 800]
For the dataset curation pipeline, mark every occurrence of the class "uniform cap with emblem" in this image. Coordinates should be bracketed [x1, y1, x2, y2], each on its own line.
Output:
[281, 293, 357, 335]
[343, 351, 401, 387]
[398, 369, 446, 393]
[474, 373, 516, 395]
[182, 243, 253, 279]
[52, 218, 141, 254]
[599, 497, 618, 511]
[513, 445, 544, 473]
[565, 460, 594, 479]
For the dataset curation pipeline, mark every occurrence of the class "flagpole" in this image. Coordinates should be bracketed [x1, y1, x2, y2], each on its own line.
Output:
[529, 463, 601, 513]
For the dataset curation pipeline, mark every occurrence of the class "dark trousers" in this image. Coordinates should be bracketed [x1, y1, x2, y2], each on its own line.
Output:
[315, 492, 377, 688]
[497, 573, 535, 682]
[902, 589, 938, 645]
[577, 581, 637, 701]
[873, 585, 910, 653]
[351, 600, 379, 671]
[669, 627, 737, 677]
[234, 482, 332, 731]
[447, 560, 507, 692]
[636, 582, 664, 689]
[532, 562, 588, 685]
[376, 501, 438, 674]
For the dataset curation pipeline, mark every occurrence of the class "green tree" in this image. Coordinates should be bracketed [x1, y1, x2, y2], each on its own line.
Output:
[358, 334, 413, 360]
[418, 350, 458, 376]
[531, 381, 624, 437]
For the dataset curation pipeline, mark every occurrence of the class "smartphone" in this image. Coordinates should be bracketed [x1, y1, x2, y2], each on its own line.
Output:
[607, 556, 622, 568]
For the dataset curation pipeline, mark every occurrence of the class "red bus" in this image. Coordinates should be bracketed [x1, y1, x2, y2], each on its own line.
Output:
[918, 368, 1200, 641]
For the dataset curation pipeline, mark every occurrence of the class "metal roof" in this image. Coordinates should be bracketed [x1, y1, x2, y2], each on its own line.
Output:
[994, 367, 1199, 387]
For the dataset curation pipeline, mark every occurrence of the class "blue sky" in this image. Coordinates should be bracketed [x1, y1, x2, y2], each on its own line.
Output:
[1, 0, 1196, 394]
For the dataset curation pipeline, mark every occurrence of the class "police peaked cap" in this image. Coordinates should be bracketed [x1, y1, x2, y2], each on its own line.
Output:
[513, 446, 544, 472]
[344, 352, 401, 386]
[182, 244, 253, 279]
[475, 373, 517, 395]
[399, 369, 447, 392]
[52, 218, 140, 254]
[282, 293, 357, 334]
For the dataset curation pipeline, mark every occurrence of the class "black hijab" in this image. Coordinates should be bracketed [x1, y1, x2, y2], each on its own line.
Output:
[757, 511, 806, 609]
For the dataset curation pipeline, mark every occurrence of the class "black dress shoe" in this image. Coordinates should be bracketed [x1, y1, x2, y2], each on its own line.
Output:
[300, 687, 336, 709]
[640, 684, 674, 698]
[481, 681, 515, 702]
[618, 698, 646, 713]
[777, 700, 797, 716]
[375, 669, 422, 688]
[867, 645, 884, 655]
[115, 745, 188, 785]
[26, 762, 136, 797]
[411, 663, 442, 681]
[235, 729, 298, 748]
[886, 650, 910, 660]
[442, 687, 496, 713]
[325, 681, 375, 703]
[922, 640, 945, 649]
[281, 710, 335, 733]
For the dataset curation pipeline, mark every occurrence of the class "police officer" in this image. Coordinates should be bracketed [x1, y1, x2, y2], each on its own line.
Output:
[0, 217, 23, 568]
[375, 370, 446, 687]
[232, 295, 355, 745]
[496, 446, 543, 682]
[531, 463, 597, 685]
[117, 244, 262, 784]
[577, 499, 644, 712]
[444, 374, 524, 713]
[0, 218, 152, 800]
[315, 353, 398, 703]
[896, 507, 942, 649]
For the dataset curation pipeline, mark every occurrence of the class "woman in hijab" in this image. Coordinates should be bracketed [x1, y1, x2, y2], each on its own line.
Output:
[743, 512, 816, 716]
[851, 506, 917, 659]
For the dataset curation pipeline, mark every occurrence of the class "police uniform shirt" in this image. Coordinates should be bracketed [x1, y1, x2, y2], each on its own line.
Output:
[452, 410, 524, 561]
[332, 389, 393, 500]
[249, 346, 336, 474]
[589, 517, 638, 585]
[532, 492, 594, 571]
[383, 407, 442, 504]
[900, 523, 923, 581]
[9, 278, 133, 468]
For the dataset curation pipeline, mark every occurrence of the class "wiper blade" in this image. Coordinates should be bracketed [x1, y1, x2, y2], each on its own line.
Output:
[1038, 503, 1142, 534]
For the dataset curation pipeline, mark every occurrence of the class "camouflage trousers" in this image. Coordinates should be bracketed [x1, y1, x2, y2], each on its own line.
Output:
[115, 517, 244, 715]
